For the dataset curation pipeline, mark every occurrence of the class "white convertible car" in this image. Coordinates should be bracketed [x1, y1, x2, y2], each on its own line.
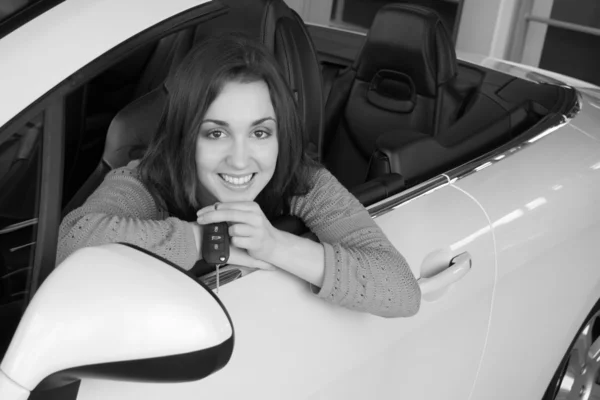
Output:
[1, 1, 600, 400]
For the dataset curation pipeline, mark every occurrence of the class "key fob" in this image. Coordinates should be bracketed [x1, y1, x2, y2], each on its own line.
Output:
[201, 222, 230, 265]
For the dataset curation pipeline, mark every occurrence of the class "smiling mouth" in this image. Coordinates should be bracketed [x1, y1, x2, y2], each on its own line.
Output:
[218, 173, 256, 187]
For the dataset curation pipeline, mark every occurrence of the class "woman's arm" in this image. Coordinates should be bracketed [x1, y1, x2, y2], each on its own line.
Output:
[57, 164, 199, 269]
[268, 230, 325, 287]
[289, 168, 421, 318]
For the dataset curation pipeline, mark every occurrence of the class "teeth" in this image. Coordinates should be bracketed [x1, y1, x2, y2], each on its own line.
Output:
[221, 174, 253, 185]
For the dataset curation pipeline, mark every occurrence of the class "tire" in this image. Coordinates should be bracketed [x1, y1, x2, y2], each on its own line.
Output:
[543, 300, 600, 400]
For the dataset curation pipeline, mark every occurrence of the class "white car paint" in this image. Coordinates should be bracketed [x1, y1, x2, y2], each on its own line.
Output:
[1, 0, 599, 399]
[455, 51, 600, 90]
[2, 244, 232, 392]
[0, 0, 210, 130]
[77, 182, 495, 400]
[452, 104, 600, 399]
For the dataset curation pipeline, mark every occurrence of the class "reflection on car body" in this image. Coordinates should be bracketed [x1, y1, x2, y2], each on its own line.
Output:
[0, 1, 599, 400]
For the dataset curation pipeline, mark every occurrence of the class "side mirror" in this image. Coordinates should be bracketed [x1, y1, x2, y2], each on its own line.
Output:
[0, 244, 233, 400]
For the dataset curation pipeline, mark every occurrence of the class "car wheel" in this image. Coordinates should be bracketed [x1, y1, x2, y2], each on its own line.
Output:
[543, 302, 600, 400]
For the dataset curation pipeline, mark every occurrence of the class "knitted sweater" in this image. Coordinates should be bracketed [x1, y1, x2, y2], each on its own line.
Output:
[57, 162, 421, 317]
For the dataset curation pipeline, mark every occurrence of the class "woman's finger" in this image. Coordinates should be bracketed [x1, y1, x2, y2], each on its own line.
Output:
[196, 203, 220, 216]
[197, 209, 259, 225]
[197, 201, 259, 217]
[230, 236, 252, 250]
[228, 223, 254, 237]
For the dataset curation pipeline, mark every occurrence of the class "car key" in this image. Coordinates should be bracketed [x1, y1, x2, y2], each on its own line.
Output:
[201, 222, 230, 264]
[201, 222, 230, 293]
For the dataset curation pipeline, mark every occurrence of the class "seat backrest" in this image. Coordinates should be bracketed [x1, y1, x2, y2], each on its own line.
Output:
[132, 29, 195, 99]
[64, 0, 323, 214]
[261, 1, 324, 159]
[322, 4, 458, 189]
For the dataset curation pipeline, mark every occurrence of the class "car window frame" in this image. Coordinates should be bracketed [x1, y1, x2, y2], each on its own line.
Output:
[0, 0, 65, 40]
[0, 1, 228, 305]
[0, 1, 227, 138]
[0, 93, 62, 304]
[24, 97, 65, 301]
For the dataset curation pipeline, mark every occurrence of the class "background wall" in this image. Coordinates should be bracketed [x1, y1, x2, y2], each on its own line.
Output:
[538, 0, 600, 85]
[287, 0, 600, 87]
[455, 0, 521, 59]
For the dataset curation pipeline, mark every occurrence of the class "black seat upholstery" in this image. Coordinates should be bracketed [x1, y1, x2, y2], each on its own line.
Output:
[369, 78, 550, 186]
[322, 4, 459, 189]
[64, 0, 324, 215]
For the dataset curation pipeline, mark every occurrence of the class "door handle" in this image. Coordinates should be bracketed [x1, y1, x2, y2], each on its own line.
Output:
[419, 251, 472, 301]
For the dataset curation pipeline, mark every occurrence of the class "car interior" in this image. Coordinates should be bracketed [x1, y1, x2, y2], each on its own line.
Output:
[0, 0, 573, 359]
[60, 1, 568, 216]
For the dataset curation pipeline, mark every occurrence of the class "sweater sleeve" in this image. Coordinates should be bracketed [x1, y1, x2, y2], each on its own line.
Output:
[56, 163, 199, 270]
[290, 168, 421, 318]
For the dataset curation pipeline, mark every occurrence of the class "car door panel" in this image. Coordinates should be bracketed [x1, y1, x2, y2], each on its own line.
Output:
[454, 122, 600, 400]
[77, 183, 495, 400]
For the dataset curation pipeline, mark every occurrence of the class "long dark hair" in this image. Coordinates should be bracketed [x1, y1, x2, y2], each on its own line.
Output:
[138, 32, 317, 221]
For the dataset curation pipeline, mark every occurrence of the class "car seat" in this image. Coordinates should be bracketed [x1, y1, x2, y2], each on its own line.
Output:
[321, 4, 459, 189]
[63, 0, 324, 215]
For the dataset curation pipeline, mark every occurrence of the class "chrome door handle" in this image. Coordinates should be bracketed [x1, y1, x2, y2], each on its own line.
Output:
[419, 252, 472, 301]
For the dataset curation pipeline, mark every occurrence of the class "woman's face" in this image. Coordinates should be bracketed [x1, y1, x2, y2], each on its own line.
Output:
[196, 79, 278, 203]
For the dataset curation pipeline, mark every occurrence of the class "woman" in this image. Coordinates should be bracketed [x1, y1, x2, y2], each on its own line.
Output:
[58, 33, 420, 318]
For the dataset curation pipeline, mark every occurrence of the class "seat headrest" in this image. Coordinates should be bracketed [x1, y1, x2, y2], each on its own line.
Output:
[103, 86, 167, 169]
[355, 4, 457, 97]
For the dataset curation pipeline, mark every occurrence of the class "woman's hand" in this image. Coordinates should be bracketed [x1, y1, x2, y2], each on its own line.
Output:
[227, 245, 277, 271]
[197, 201, 282, 264]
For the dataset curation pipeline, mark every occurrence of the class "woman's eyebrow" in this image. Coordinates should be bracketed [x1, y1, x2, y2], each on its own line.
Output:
[251, 117, 276, 126]
[201, 119, 228, 126]
[201, 117, 276, 127]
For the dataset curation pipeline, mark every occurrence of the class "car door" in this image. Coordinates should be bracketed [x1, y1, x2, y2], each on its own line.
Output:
[456, 93, 600, 400]
[77, 176, 495, 400]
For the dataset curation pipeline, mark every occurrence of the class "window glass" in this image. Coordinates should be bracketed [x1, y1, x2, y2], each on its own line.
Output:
[0, 112, 43, 358]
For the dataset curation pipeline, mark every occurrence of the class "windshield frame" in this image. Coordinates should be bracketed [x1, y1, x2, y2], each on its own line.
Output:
[0, 0, 64, 40]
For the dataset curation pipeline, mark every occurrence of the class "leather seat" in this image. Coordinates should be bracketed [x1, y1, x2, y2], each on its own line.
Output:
[64, 0, 324, 215]
[322, 4, 459, 189]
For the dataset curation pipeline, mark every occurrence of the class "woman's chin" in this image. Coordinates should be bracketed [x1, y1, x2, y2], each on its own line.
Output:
[215, 189, 259, 203]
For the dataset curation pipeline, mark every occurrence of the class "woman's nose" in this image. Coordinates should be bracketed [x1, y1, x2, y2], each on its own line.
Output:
[226, 137, 250, 169]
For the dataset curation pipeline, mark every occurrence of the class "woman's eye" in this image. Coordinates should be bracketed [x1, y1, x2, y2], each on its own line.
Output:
[253, 129, 271, 139]
[207, 130, 226, 139]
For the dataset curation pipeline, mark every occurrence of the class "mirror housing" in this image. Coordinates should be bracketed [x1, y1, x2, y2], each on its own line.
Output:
[0, 244, 233, 399]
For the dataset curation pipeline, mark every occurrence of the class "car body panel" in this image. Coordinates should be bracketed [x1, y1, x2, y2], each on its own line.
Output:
[450, 102, 600, 400]
[456, 51, 600, 89]
[77, 184, 495, 400]
[2, 4, 600, 399]
[569, 92, 600, 143]
[0, 0, 210, 129]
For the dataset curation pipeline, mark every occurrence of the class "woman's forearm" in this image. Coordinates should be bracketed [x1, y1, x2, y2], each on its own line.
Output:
[57, 212, 199, 269]
[269, 229, 325, 287]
